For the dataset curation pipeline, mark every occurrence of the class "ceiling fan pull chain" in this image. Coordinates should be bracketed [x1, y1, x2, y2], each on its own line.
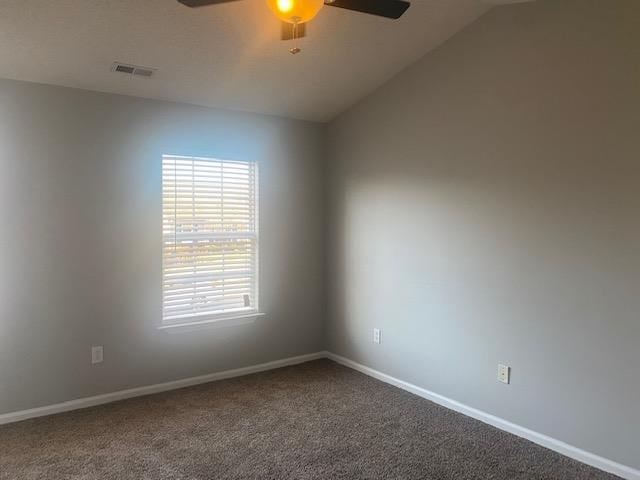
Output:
[290, 17, 301, 55]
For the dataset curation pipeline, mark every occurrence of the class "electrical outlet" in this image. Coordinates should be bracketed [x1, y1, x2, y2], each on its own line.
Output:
[373, 328, 381, 344]
[91, 346, 104, 364]
[498, 363, 510, 384]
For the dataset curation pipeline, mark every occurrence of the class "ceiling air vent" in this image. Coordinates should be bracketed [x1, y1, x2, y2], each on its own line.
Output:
[111, 62, 156, 78]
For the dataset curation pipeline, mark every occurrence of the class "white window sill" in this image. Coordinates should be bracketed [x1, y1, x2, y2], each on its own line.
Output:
[157, 312, 265, 334]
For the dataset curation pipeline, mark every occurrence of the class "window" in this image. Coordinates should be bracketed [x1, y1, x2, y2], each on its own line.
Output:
[162, 154, 259, 325]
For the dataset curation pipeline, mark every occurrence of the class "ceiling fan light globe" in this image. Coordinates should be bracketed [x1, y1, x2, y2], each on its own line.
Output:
[266, 0, 324, 23]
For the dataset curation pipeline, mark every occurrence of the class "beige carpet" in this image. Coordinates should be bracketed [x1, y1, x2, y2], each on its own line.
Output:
[0, 359, 620, 479]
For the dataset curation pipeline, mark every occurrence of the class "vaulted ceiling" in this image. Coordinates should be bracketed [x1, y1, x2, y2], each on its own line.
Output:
[0, 0, 525, 121]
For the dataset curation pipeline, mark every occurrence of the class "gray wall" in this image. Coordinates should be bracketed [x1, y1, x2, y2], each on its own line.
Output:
[326, 0, 640, 470]
[0, 79, 326, 414]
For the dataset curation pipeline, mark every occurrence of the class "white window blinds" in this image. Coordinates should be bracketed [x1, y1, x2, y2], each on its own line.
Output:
[162, 154, 258, 323]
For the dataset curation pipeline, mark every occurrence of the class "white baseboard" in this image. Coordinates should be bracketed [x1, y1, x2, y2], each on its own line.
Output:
[0, 351, 326, 426]
[326, 352, 639, 480]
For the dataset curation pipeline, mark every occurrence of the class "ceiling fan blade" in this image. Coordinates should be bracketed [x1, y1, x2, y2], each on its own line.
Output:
[281, 22, 307, 41]
[324, 0, 410, 19]
[177, 0, 241, 7]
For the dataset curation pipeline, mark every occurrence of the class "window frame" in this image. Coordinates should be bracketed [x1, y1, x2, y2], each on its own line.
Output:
[159, 154, 261, 331]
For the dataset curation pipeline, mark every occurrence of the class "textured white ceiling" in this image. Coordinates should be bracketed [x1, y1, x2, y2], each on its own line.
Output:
[0, 0, 507, 121]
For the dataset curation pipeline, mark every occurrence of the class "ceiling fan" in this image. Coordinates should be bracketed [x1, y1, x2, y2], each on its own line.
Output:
[177, 0, 411, 54]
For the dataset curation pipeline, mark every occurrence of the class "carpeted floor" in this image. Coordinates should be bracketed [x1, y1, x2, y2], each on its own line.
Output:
[0, 359, 620, 480]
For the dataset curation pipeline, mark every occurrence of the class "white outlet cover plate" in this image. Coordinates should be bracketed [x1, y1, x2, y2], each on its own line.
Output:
[373, 328, 381, 344]
[498, 364, 510, 384]
[92, 346, 104, 364]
